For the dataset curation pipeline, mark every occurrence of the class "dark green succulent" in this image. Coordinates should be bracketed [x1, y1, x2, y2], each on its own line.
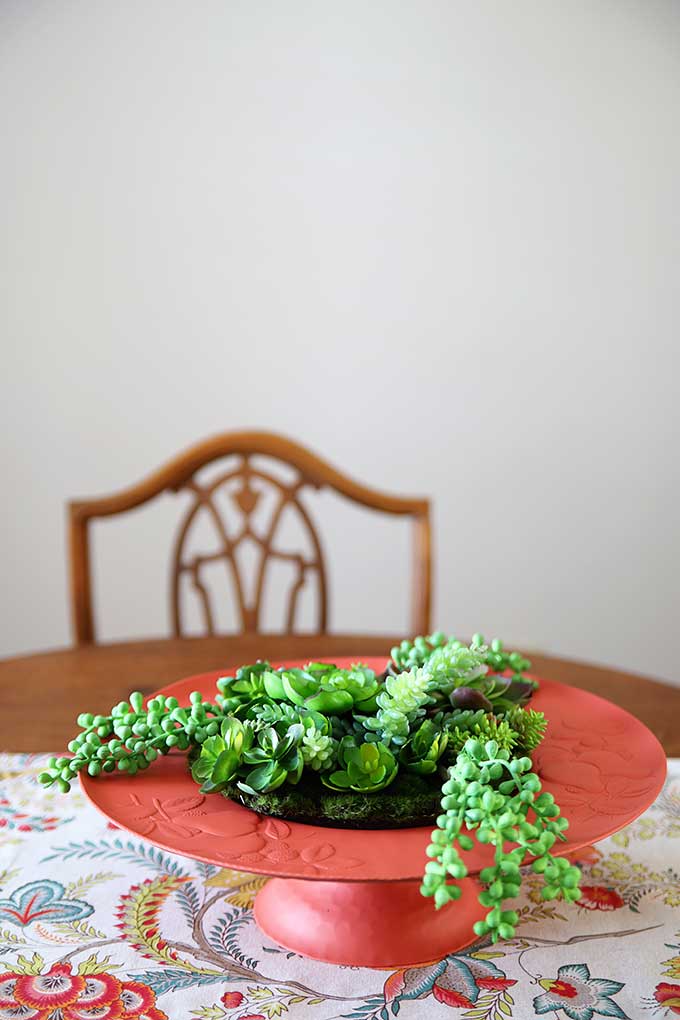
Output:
[477, 675, 536, 711]
[322, 736, 398, 792]
[448, 686, 494, 712]
[238, 723, 304, 793]
[445, 676, 535, 715]
[399, 719, 449, 775]
[216, 661, 272, 712]
[247, 699, 301, 729]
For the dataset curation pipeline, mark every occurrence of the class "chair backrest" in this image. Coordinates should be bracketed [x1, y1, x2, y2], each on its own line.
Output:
[68, 431, 432, 645]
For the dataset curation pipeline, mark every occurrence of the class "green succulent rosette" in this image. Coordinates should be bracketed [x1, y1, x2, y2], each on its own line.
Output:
[321, 736, 398, 792]
[398, 719, 448, 775]
[190, 718, 253, 794]
[254, 662, 380, 715]
[237, 723, 305, 793]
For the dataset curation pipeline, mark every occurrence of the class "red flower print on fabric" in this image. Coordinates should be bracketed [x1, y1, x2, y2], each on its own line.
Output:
[0, 964, 167, 1020]
[220, 991, 245, 1008]
[14, 963, 85, 1010]
[577, 885, 625, 911]
[655, 982, 680, 1015]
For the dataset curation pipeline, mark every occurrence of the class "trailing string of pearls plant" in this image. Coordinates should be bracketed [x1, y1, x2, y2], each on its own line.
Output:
[40, 632, 580, 941]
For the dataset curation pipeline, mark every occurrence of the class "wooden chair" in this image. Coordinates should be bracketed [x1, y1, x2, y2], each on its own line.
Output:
[68, 431, 432, 645]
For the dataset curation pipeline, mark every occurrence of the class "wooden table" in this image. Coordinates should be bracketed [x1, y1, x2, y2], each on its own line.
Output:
[0, 634, 678, 755]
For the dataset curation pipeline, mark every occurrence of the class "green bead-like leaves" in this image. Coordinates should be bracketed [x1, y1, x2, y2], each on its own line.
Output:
[389, 632, 448, 671]
[41, 688, 223, 791]
[421, 739, 579, 942]
[390, 633, 532, 688]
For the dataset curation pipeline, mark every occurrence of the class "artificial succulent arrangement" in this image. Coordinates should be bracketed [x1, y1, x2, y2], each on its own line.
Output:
[41, 632, 581, 942]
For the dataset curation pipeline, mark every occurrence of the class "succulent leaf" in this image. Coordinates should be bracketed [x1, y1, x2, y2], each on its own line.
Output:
[321, 737, 398, 792]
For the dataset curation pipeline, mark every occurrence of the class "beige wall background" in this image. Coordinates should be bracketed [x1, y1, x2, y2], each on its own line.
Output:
[1, 0, 679, 683]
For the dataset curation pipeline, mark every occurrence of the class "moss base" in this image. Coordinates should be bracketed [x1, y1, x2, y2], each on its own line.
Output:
[218, 771, 441, 829]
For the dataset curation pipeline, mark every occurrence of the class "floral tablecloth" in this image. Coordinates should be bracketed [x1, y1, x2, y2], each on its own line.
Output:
[0, 754, 678, 1020]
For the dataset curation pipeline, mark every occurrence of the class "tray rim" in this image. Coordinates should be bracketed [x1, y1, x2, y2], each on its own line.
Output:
[80, 658, 668, 882]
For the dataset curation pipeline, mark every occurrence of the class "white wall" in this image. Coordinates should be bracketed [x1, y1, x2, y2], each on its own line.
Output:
[1, 0, 679, 683]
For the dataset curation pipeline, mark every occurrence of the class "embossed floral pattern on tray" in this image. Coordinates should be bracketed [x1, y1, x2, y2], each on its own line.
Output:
[532, 712, 663, 826]
[113, 790, 363, 874]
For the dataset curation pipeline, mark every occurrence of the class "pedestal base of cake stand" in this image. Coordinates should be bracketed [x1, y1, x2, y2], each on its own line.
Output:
[253, 875, 487, 968]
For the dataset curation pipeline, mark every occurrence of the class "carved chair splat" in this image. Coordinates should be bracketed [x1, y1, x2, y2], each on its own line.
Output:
[68, 431, 432, 645]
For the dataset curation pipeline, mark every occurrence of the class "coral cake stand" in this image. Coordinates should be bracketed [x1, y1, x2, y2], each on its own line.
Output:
[81, 659, 666, 968]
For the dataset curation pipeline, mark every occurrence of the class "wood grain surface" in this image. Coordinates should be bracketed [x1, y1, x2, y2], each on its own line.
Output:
[0, 634, 677, 755]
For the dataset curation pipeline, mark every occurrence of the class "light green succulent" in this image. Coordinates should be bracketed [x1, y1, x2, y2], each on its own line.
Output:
[390, 633, 532, 685]
[300, 725, 337, 771]
[382, 668, 433, 715]
[425, 642, 489, 689]
[360, 667, 433, 746]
